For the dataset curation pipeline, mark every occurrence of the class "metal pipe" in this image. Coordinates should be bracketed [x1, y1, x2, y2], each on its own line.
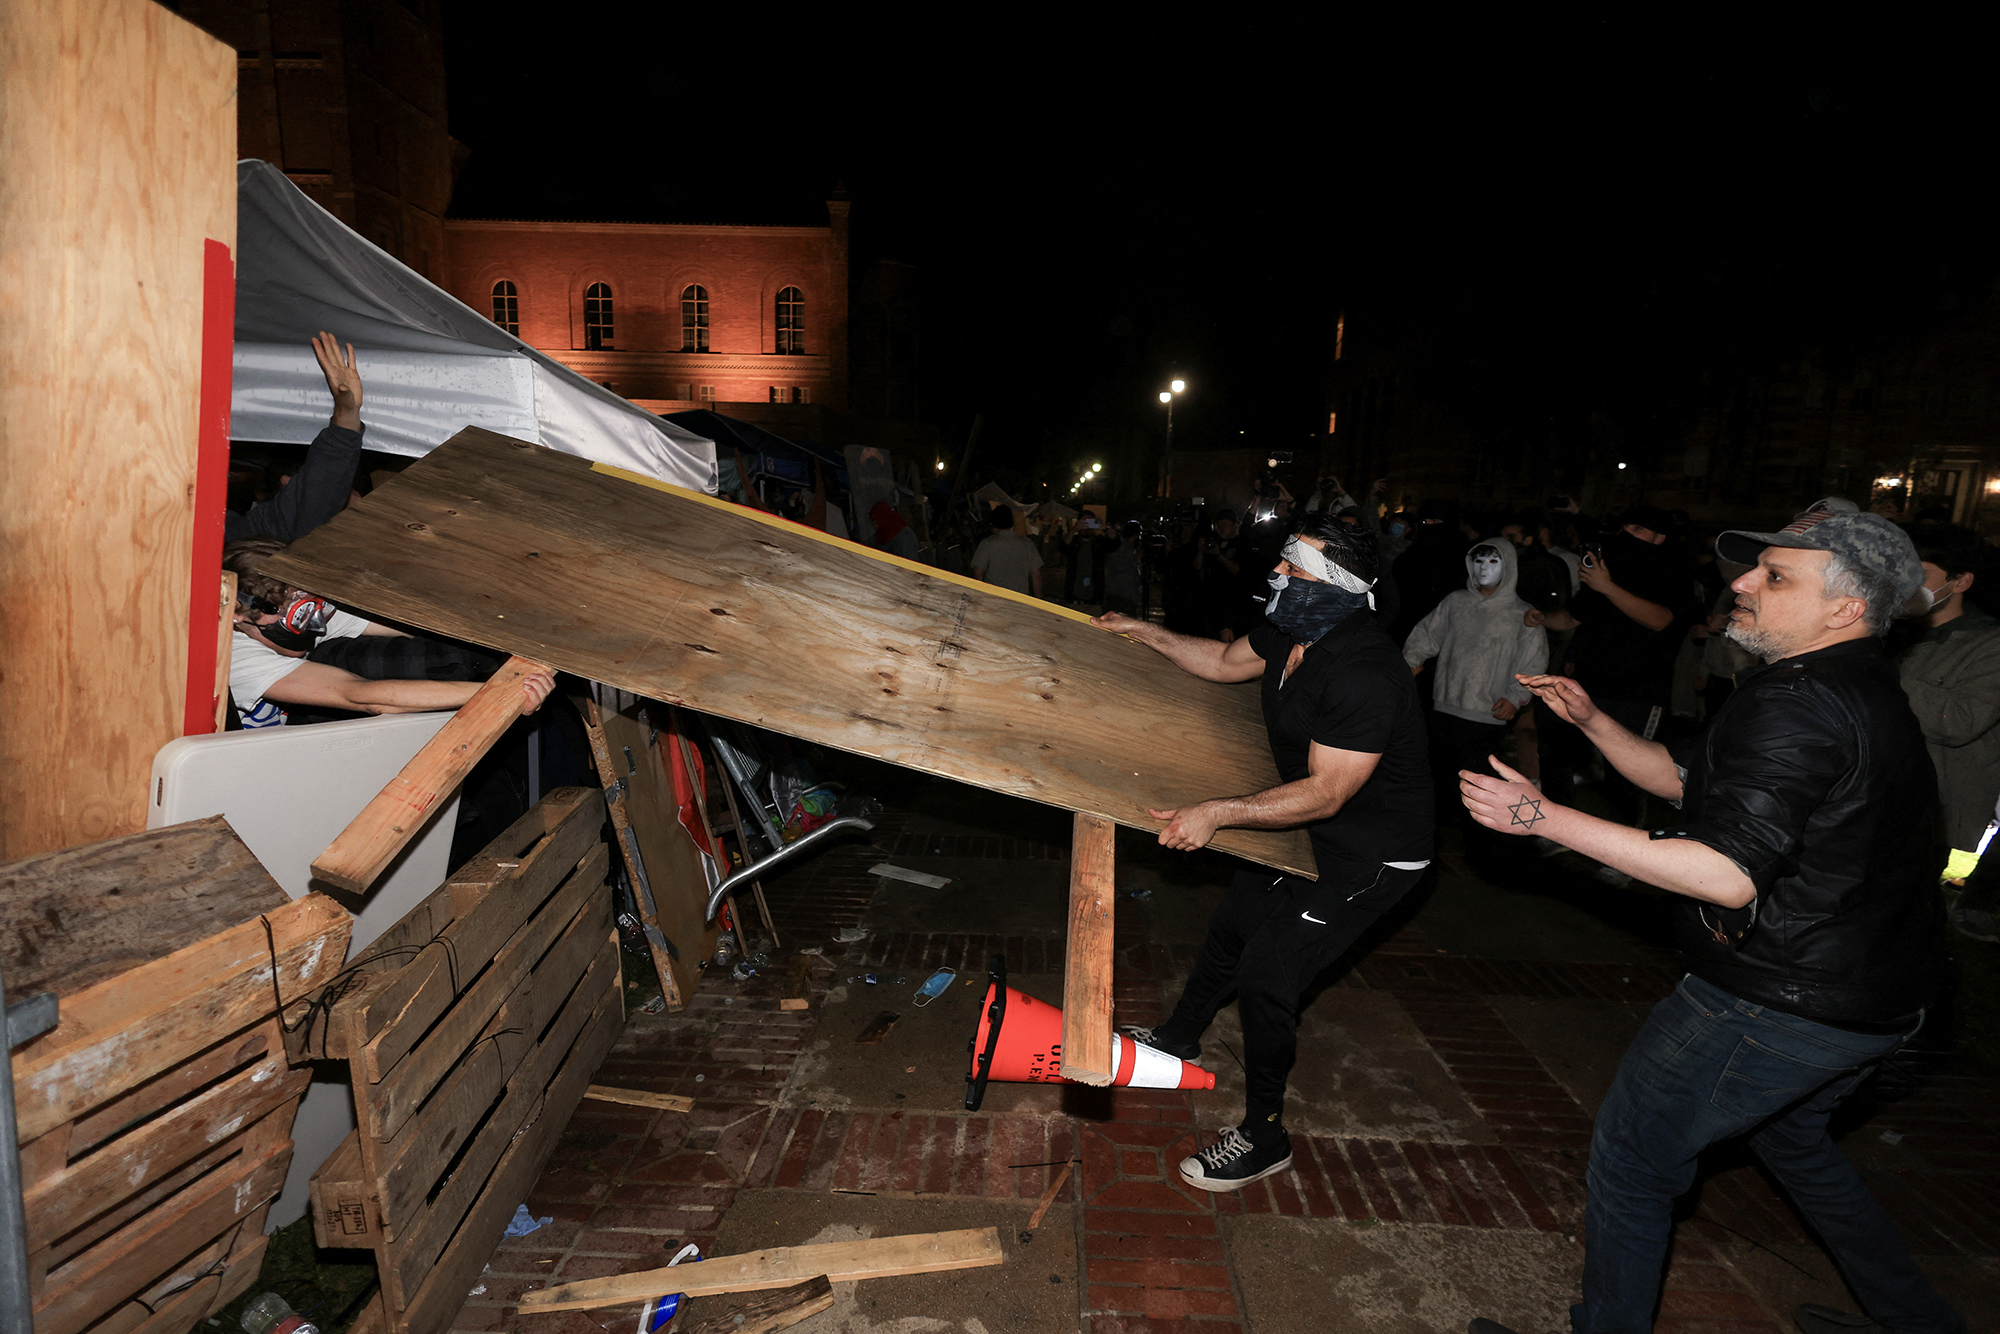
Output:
[705, 815, 873, 920]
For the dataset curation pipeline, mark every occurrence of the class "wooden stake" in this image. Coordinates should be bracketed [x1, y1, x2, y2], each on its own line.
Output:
[311, 655, 550, 895]
[1060, 812, 1117, 1085]
[582, 1086, 693, 1113]
[518, 1227, 1004, 1310]
[575, 694, 681, 1008]
[1025, 1161, 1074, 1232]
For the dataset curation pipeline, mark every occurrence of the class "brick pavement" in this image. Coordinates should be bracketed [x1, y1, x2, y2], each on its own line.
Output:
[451, 812, 2000, 1334]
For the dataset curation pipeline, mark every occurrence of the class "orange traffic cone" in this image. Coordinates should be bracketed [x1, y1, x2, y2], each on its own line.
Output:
[965, 956, 1213, 1110]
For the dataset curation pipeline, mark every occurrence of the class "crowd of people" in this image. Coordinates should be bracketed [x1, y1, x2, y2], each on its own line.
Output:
[1077, 475, 1990, 1334]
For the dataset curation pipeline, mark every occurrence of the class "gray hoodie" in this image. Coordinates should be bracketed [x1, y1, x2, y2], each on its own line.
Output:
[1402, 540, 1550, 725]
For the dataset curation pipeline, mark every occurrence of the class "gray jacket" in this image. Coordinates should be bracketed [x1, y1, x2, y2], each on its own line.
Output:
[1403, 540, 1549, 725]
[1898, 605, 2000, 850]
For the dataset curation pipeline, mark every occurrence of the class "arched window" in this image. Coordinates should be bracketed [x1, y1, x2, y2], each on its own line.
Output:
[775, 286, 804, 354]
[584, 282, 614, 350]
[681, 285, 709, 352]
[490, 280, 518, 335]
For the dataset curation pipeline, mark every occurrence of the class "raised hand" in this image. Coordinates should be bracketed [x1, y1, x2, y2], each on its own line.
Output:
[311, 331, 363, 429]
[1515, 674, 1597, 728]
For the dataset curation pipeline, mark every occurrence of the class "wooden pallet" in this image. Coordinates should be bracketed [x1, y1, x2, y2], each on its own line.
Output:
[304, 787, 622, 1334]
[3, 817, 352, 1334]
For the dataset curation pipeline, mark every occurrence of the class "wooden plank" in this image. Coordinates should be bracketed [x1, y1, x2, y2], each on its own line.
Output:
[24, 1043, 307, 1247]
[311, 654, 554, 895]
[519, 1227, 1005, 1311]
[66, 1016, 280, 1159]
[604, 700, 715, 1004]
[0, 816, 288, 1003]
[576, 695, 682, 1007]
[310, 1131, 379, 1248]
[343, 790, 601, 1080]
[680, 1276, 834, 1334]
[10, 892, 351, 1142]
[362, 844, 609, 1140]
[1060, 812, 1117, 1086]
[584, 1085, 694, 1112]
[34, 1113, 292, 1334]
[0, 0, 236, 860]
[396, 989, 621, 1334]
[262, 430, 1315, 878]
[374, 912, 615, 1233]
[385, 944, 618, 1291]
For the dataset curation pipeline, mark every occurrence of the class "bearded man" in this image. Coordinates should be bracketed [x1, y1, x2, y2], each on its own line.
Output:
[1463, 507, 1962, 1334]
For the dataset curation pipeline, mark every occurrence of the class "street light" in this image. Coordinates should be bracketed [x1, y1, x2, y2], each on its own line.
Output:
[1158, 379, 1187, 497]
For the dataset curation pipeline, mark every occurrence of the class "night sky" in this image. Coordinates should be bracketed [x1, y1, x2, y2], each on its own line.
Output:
[441, 17, 1992, 499]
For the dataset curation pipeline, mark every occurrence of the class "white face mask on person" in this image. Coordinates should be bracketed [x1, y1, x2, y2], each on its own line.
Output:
[1471, 547, 1504, 589]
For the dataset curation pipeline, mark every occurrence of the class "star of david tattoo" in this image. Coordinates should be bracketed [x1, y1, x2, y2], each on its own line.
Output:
[1507, 794, 1545, 830]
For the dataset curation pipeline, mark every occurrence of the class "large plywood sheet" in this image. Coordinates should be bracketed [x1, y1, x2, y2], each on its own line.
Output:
[265, 429, 1315, 876]
[0, 0, 237, 857]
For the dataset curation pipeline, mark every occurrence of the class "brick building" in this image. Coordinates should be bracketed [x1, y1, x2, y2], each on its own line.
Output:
[174, 0, 457, 280]
[441, 209, 852, 420]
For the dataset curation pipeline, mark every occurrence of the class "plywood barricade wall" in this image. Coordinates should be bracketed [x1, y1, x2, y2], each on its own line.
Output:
[264, 428, 1315, 878]
[1, 817, 352, 1334]
[0, 0, 238, 860]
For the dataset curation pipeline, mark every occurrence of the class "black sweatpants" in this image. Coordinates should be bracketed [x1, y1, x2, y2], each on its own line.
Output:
[1163, 863, 1425, 1128]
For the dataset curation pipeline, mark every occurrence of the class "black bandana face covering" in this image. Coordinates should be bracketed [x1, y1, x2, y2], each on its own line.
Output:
[1264, 572, 1369, 645]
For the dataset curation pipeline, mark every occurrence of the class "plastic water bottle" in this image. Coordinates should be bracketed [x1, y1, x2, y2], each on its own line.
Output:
[240, 1294, 318, 1334]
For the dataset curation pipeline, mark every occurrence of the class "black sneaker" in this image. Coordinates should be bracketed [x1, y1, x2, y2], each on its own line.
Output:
[1121, 1024, 1200, 1061]
[1178, 1126, 1292, 1192]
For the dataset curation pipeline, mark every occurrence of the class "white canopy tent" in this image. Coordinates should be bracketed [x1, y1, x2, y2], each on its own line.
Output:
[230, 161, 717, 492]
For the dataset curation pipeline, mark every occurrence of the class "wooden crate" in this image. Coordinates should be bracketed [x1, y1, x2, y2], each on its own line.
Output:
[2, 817, 352, 1334]
[304, 788, 621, 1334]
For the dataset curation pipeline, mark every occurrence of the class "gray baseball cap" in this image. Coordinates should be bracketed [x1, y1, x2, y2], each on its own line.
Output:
[1716, 500, 1928, 613]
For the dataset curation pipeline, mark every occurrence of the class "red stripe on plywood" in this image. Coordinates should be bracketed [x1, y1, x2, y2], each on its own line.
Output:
[183, 238, 233, 735]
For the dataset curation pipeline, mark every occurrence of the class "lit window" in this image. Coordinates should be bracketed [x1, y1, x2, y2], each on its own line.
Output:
[681, 285, 708, 352]
[675, 383, 692, 400]
[776, 286, 804, 354]
[584, 282, 613, 350]
[491, 280, 518, 335]
[699, 385, 715, 403]
[793, 386, 809, 405]
[769, 386, 783, 403]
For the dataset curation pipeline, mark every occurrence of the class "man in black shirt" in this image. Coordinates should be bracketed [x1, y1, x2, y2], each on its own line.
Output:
[1091, 512, 1434, 1192]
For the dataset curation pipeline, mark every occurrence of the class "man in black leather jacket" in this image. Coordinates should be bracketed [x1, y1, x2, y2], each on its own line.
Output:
[1460, 506, 1963, 1334]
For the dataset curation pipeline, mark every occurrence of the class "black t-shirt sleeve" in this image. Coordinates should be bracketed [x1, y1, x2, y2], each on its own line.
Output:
[1248, 622, 1284, 663]
[1305, 661, 1396, 755]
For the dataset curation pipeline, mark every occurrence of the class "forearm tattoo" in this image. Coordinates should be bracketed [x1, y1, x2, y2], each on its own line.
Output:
[1507, 794, 1546, 830]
